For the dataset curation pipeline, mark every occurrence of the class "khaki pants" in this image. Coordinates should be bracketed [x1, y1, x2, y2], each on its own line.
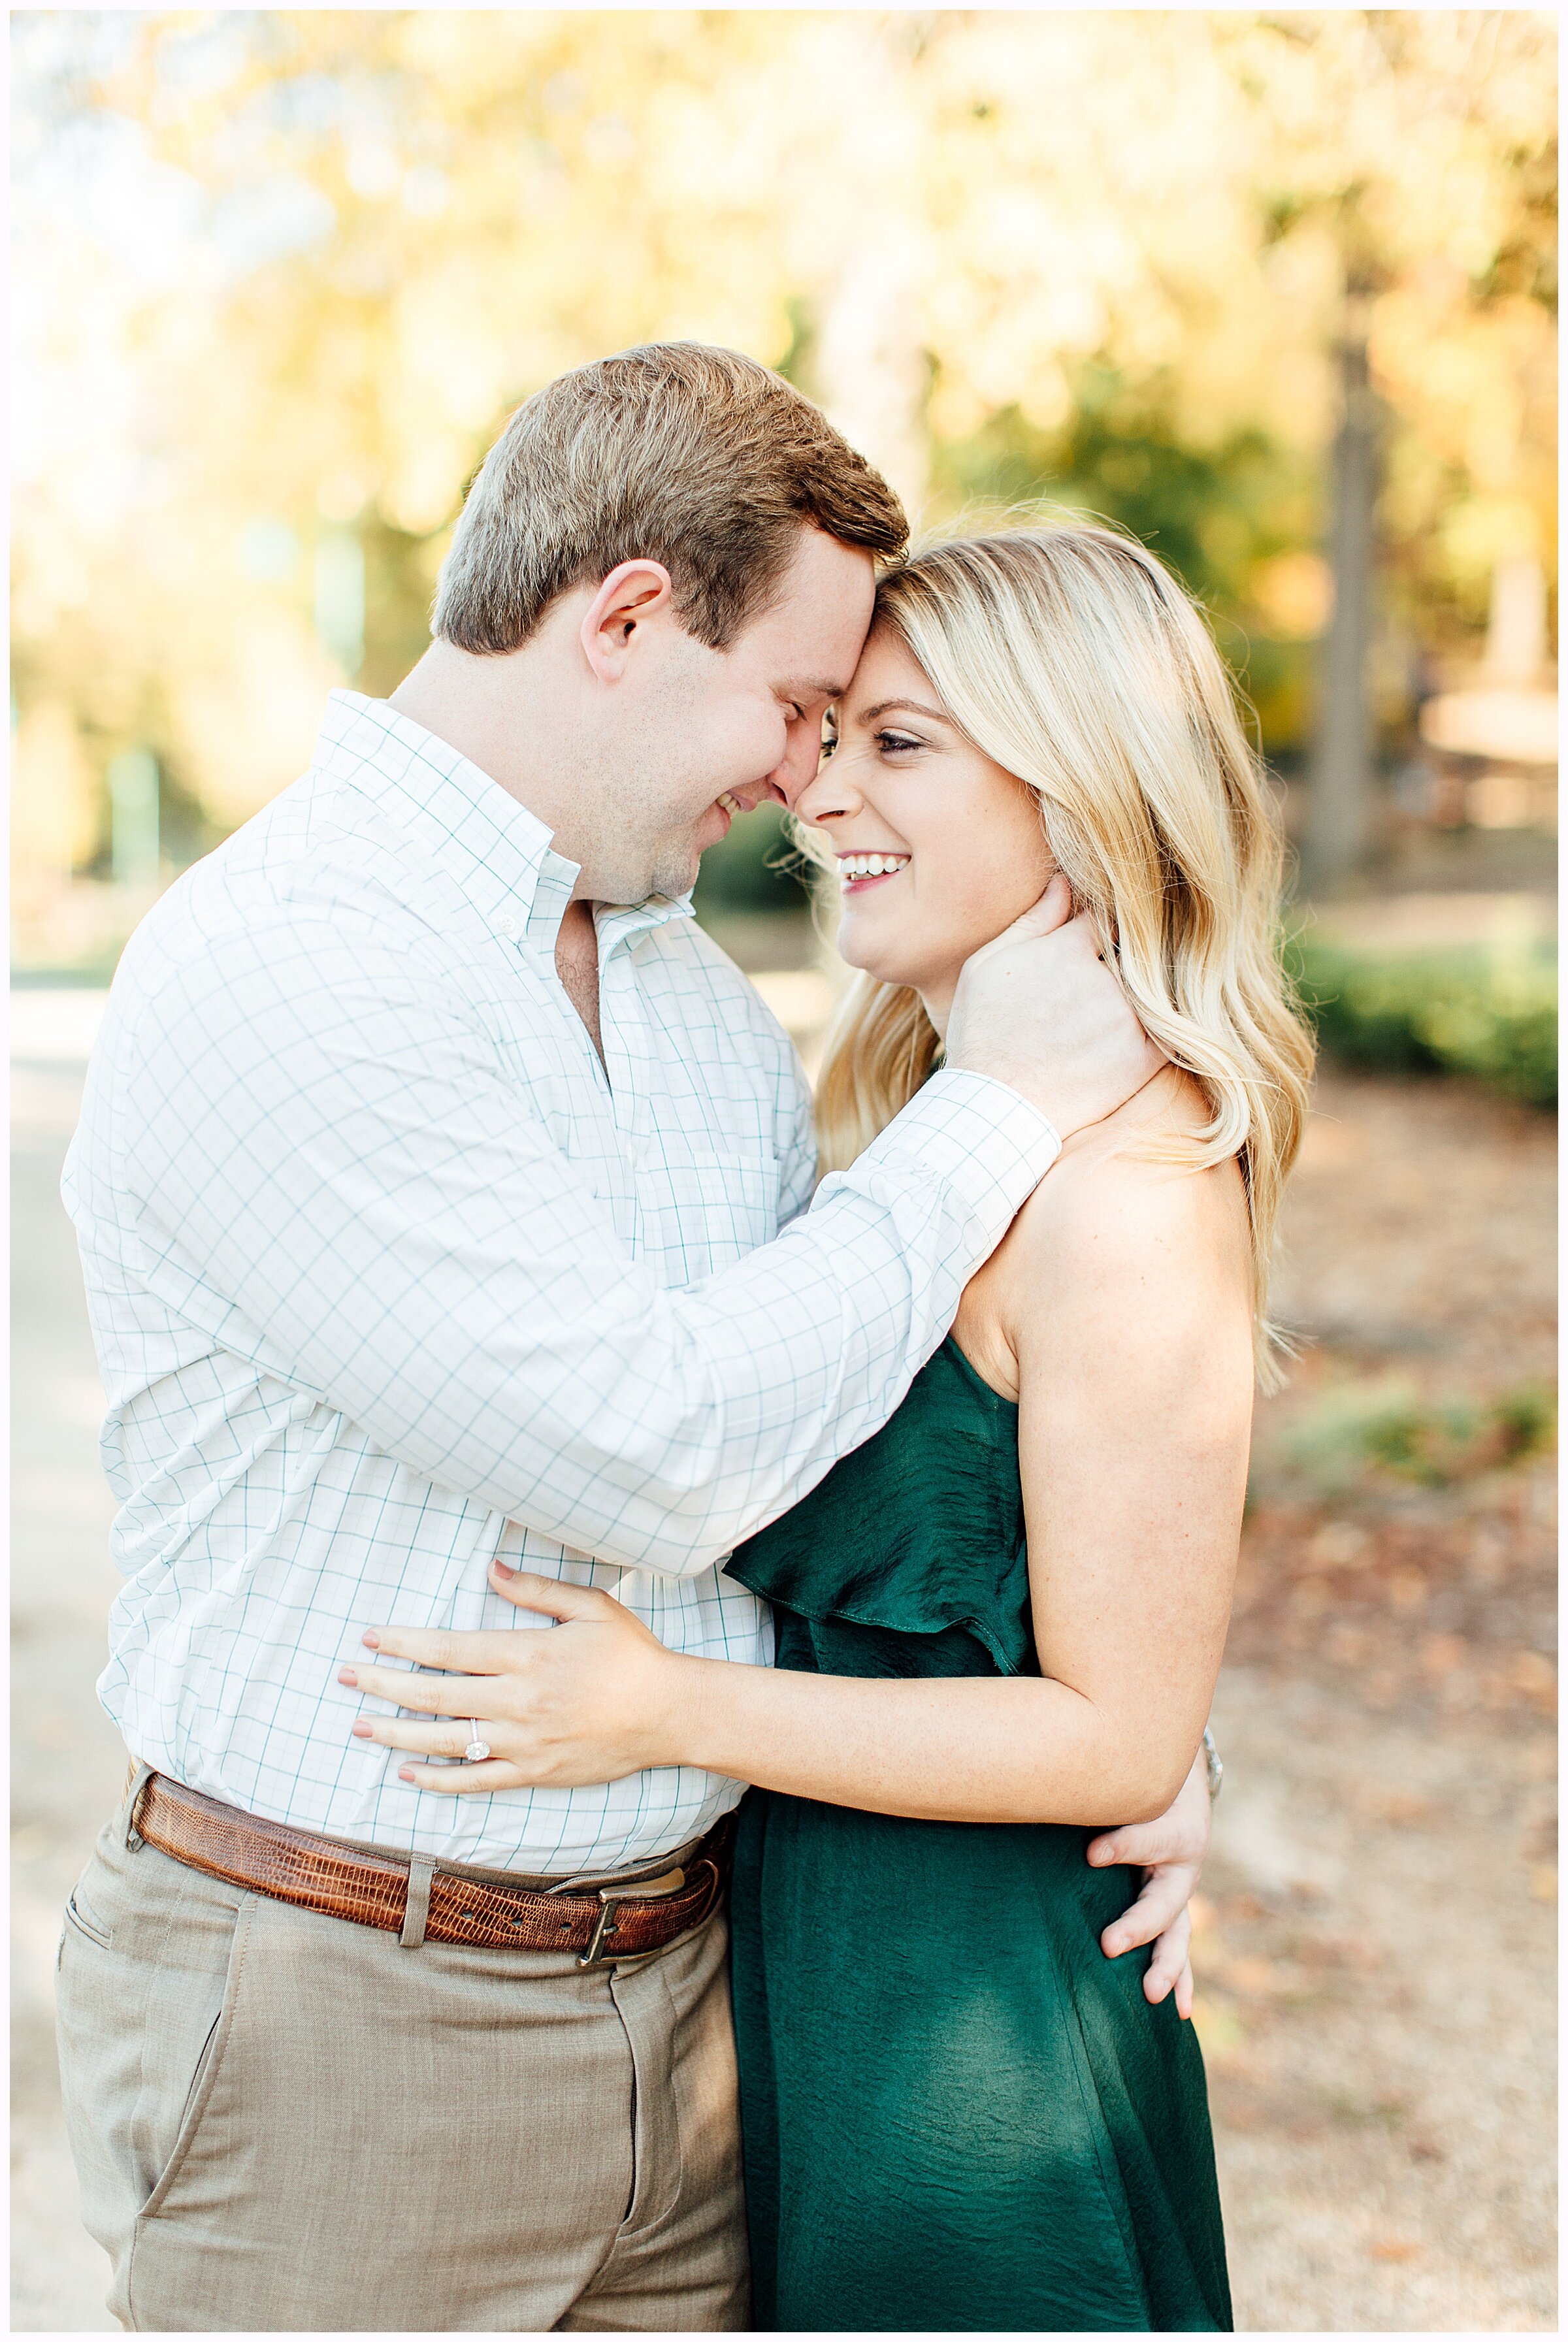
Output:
[55, 1778, 750, 2332]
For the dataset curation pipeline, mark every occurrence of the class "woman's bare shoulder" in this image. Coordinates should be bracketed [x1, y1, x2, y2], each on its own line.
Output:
[994, 1071, 1252, 1331]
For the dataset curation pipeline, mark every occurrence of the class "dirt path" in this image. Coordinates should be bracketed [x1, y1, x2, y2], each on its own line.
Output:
[10, 1022, 1556, 2332]
[1205, 1072, 1556, 2331]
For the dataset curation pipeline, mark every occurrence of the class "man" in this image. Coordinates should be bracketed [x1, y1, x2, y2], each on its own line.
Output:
[58, 343, 1208, 2332]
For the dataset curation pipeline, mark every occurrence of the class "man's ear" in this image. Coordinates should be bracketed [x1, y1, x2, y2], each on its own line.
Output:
[580, 560, 676, 684]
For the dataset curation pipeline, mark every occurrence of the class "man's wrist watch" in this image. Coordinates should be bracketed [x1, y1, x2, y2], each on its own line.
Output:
[1201, 1725, 1224, 1802]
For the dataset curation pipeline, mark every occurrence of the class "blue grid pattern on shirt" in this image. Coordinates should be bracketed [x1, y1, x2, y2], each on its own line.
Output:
[63, 689, 1058, 1874]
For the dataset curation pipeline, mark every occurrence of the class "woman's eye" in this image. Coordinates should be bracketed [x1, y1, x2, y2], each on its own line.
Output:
[875, 730, 923, 756]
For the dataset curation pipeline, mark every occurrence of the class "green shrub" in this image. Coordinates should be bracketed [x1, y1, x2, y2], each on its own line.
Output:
[1288, 937, 1558, 1107]
[691, 801, 807, 918]
[1272, 1377, 1558, 1495]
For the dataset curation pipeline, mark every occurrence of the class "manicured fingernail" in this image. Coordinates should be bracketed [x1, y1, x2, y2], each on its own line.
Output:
[350, 1721, 372, 1738]
[491, 1558, 516, 1578]
[398, 1768, 415, 1783]
[337, 1667, 358, 1686]
[361, 1630, 381, 1648]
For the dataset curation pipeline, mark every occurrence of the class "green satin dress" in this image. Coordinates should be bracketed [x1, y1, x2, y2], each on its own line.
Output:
[725, 1337, 1232, 2335]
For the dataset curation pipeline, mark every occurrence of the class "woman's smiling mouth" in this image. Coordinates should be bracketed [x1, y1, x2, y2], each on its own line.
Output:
[839, 851, 910, 893]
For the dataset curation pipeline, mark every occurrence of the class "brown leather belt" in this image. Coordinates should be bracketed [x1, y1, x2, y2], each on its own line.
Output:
[132, 1772, 734, 1962]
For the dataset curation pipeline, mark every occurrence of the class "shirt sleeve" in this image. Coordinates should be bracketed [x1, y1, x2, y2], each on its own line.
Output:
[106, 913, 1060, 1577]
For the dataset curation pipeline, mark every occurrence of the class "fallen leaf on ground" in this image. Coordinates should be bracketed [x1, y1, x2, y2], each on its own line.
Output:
[1420, 1633, 1467, 1675]
[1365, 1791, 1437, 1824]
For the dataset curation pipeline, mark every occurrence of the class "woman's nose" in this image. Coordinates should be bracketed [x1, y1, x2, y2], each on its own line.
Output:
[794, 756, 858, 824]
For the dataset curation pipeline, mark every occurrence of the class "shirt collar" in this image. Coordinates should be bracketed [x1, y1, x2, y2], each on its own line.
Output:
[314, 691, 578, 947]
[595, 892, 696, 964]
[314, 691, 695, 956]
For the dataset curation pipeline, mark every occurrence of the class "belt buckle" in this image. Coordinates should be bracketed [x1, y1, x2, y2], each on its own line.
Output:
[578, 1865, 686, 1968]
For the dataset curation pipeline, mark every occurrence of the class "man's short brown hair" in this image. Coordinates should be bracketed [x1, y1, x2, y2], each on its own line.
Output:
[433, 342, 908, 654]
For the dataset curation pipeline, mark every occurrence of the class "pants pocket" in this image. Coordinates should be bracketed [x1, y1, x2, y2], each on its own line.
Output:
[55, 1838, 246, 2324]
[137, 1893, 253, 2221]
[62, 1889, 114, 1951]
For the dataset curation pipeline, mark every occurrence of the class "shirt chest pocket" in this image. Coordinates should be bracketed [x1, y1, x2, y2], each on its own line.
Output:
[633, 1144, 779, 1280]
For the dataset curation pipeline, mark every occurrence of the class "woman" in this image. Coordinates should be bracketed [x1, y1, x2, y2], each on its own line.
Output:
[351, 526, 1314, 2332]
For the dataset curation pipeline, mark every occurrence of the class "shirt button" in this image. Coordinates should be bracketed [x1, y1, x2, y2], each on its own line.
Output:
[495, 912, 520, 941]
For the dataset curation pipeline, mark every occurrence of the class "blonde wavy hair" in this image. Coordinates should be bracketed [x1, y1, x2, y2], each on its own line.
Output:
[807, 524, 1316, 1383]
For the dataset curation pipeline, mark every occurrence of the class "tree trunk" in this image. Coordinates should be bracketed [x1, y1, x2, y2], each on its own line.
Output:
[1303, 333, 1379, 892]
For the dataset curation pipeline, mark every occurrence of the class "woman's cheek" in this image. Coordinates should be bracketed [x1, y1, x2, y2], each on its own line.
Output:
[986, 847, 1051, 932]
[838, 903, 922, 986]
[945, 872, 1013, 959]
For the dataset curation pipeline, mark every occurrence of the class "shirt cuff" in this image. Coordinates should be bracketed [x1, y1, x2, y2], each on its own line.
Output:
[842, 1066, 1062, 1248]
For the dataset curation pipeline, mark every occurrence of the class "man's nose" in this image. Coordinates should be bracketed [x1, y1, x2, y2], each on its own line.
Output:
[770, 720, 839, 811]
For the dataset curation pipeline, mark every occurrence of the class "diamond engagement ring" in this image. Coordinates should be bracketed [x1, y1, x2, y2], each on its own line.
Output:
[464, 1722, 491, 1763]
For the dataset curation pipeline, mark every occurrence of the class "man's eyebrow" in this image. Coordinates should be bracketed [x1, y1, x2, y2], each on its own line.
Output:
[855, 697, 953, 724]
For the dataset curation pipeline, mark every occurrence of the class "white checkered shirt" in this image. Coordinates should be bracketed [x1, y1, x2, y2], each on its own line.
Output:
[63, 691, 1060, 1874]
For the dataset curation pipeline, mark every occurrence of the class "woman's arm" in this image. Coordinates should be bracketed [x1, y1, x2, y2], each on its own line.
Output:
[1004, 1147, 1252, 1819]
[341, 1150, 1252, 1828]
